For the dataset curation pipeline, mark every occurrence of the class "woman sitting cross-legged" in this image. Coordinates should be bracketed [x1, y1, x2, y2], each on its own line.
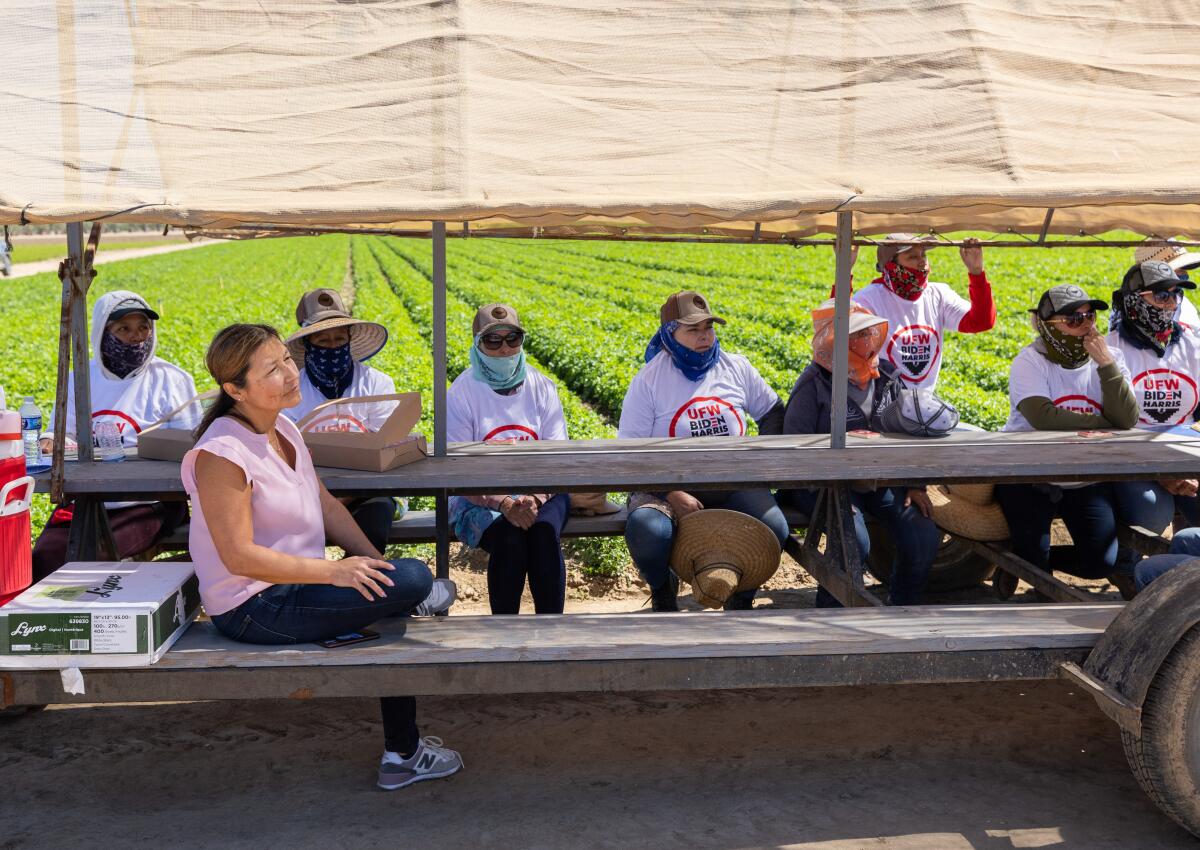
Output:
[782, 300, 942, 607]
[447, 303, 571, 616]
[182, 323, 460, 791]
[994, 284, 1139, 595]
[619, 290, 789, 611]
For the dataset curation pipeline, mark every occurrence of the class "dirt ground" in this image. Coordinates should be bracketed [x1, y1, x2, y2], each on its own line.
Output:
[2, 680, 1194, 849]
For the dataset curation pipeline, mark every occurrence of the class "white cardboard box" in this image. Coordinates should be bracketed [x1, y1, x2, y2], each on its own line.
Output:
[0, 562, 200, 668]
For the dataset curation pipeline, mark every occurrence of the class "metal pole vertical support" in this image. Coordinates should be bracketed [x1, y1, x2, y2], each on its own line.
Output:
[829, 211, 854, 449]
[66, 222, 94, 463]
[432, 222, 450, 581]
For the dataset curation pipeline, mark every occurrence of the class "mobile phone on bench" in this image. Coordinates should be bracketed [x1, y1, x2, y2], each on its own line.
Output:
[316, 628, 381, 649]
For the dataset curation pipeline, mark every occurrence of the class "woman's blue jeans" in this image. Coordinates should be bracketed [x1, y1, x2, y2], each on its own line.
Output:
[210, 558, 433, 755]
[787, 487, 940, 607]
[1135, 527, 1200, 591]
[625, 489, 789, 606]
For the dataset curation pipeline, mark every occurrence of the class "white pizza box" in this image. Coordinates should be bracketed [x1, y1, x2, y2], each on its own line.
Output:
[0, 561, 200, 668]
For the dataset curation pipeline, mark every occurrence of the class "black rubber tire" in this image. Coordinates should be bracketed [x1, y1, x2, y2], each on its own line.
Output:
[864, 519, 996, 592]
[1121, 625, 1200, 837]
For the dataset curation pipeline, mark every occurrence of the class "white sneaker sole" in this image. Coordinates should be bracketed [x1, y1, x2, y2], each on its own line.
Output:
[377, 758, 464, 791]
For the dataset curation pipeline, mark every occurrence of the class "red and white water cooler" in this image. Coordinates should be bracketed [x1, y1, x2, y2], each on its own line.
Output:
[0, 409, 32, 605]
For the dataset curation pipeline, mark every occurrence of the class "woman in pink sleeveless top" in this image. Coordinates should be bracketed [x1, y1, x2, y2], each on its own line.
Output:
[182, 324, 461, 791]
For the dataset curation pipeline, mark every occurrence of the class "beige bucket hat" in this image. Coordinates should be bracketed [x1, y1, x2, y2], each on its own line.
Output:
[285, 288, 388, 367]
[669, 509, 781, 609]
[927, 483, 1010, 542]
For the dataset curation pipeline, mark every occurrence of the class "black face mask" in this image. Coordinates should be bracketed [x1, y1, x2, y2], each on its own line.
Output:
[100, 331, 153, 378]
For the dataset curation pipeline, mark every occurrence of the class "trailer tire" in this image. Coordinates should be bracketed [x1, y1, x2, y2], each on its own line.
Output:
[1121, 624, 1200, 837]
[865, 521, 995, 592]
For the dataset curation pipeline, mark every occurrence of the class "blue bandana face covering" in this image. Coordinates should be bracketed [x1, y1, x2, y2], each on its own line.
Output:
[304, 338, 354, 399]
[470, 334, 527, 391]
[101, 331, 154, 379]
[644, 320, 721, 381]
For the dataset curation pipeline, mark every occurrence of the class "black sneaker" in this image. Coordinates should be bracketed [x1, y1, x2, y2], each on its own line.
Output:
[650, 574, 680, 612]
[723, 592, 754, 611]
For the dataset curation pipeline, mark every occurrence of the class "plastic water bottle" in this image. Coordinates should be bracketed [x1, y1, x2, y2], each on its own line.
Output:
[19, 397, 41, 468]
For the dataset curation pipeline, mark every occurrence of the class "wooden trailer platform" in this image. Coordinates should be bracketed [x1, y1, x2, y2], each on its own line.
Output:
[1, 604, 1123, 707]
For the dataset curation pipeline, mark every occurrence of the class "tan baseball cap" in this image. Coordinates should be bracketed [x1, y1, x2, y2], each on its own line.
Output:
[1134, 240, 1200, 273]
[875, 233, 940, 268]
[472, 303, 525, 336]
[659, 290, 726, 326]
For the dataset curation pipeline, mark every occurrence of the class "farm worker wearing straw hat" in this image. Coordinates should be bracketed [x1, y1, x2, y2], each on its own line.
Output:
[992, 284, 1139, 597]
[1132, 240, 1200, 330]
[619, 290, 789, 611]
[446, 303, 572, 615]
[781, 300, 941, 607]
[1105, 261, 1200, 566]
[851, 234, 995, 393]
[33, 290, 200, 581]
[183, 323, 460, 791]
[283, 288, 399, 554]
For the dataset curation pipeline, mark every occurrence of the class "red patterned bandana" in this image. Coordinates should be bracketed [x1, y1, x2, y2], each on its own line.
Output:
[881, 261, 929, 301]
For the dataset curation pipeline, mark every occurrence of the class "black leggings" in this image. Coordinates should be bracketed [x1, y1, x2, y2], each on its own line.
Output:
[478, 494, 569, 615]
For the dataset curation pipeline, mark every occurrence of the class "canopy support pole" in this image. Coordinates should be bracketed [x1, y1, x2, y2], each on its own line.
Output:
[829, 211, 854, 449]
[67, 223, 96, 462]
[1038, 209, 1056, 244]
[432, 222, 450, 582]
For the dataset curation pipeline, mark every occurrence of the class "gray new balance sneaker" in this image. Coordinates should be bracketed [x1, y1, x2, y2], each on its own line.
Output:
[414, 578, 457, 616]
[378, 736, 464, 790]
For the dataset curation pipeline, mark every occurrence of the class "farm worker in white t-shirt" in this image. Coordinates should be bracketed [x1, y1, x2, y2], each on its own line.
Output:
[1105, 261, 1200, 551]
[33, 290, 201, 581]
[994, 284, 1139, 596]
[618, 290, 788, 612]
[282, 288, 398, 554]
[852, 234, 996, 391]
[1132, 240, 1200, 331]
[446, 303, 570, 616]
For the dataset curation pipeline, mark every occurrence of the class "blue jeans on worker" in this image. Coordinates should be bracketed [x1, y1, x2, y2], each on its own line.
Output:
[210, 558, 433, 756]
[995, 483, 1120, 580]
[625, 488, 789, 607]
[1111, 481, 1198, 573]
[1135, 527, 1200, 591]
[787, 486, 940, 608]
[477, 493, 569, 615]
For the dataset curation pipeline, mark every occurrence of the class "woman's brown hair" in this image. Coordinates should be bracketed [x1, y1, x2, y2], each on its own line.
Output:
[194, 323, 282, 440]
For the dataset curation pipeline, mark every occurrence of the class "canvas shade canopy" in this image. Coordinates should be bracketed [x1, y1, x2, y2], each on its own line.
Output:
[3, 0, 1200, 238]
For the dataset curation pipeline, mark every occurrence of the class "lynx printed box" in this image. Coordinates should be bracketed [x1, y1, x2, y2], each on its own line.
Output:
[0, 562, 200, 668]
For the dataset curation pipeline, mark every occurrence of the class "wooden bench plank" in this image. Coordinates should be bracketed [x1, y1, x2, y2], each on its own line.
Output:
[0, 605, 1121, 705]
[32, 430, 1200, 500]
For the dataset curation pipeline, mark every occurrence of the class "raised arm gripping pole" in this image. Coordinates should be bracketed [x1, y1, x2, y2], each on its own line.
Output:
[829, 211, 854, 449]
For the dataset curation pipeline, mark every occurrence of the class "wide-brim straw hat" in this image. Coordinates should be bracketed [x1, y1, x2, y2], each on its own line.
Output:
[669, 509, 782, 609]
[285, 317, 388, 367]
[927, 484, 1010, 542]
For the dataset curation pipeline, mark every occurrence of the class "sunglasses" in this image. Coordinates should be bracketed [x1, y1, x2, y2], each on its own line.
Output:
[1141, 289, 1181, 306]
[480, 330, 525, 351]
[1049, 311, 1096, 328]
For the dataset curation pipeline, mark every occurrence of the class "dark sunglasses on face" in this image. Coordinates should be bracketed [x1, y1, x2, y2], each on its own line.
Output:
[480, 331, 524, 351]
[1050, 311, 1095, 328]
[1143, 288, 1180, 306]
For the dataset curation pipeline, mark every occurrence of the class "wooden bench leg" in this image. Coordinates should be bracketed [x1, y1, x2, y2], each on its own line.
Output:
[65, 497, 117, 562]
[960, 538, 1093, 603]
[791, 485, 881, 607]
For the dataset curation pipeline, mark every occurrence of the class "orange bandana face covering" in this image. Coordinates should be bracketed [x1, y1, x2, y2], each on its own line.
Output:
[811, 303, 889, 389]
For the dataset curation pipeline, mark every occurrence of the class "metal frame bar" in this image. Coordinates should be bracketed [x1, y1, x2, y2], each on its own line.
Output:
[830, 211, 854, 450]
[432, 222, 450, 581]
